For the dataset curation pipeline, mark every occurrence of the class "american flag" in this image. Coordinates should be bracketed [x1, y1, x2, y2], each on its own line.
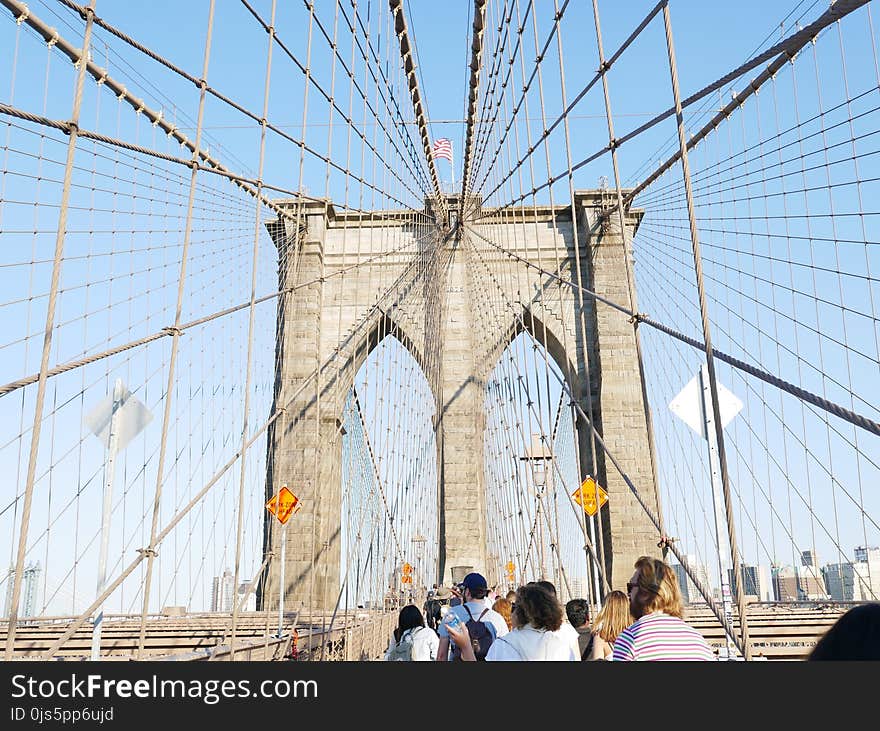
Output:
[432, 138, 453, 163]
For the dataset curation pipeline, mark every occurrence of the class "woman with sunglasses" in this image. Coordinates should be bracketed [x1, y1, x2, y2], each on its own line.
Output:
[612, 556, 715, 661]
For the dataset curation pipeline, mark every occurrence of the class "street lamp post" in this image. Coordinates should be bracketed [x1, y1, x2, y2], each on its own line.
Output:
[520, 434, 552, 581]
[411, 534, 427, 603]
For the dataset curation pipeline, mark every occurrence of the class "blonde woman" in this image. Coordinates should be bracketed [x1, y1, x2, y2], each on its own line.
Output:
[587, 590, 632, 660]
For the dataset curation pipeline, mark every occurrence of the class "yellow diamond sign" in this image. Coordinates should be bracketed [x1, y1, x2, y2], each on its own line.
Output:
[266, 485, 300, 525]
[572, 476, 608, 517]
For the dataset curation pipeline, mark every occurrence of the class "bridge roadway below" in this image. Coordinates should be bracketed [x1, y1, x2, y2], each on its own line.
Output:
[0, 604, 852, 661]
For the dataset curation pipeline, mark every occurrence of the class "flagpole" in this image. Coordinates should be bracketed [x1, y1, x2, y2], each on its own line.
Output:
[450, 159, 455, 194]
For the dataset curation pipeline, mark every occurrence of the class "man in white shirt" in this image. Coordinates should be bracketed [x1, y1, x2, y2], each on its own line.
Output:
[436, 572, 508, 661]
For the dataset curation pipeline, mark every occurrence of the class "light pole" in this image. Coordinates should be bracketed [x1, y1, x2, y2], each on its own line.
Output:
[520, 434, 552, 581]
[411, 533, 427, 603]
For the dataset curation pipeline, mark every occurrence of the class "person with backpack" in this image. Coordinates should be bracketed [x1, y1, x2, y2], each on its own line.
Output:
[447, 583, 577, 661]
[384, 605, 439, 661]
[424, 586, 452, 631]
[435, 572, 508, 661]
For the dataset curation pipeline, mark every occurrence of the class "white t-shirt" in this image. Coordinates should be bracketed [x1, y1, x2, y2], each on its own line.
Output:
[437, 601, 509, 641]
[554, 621, 582, 659]
[384, 625, 440, 661]
[486, 625, 578, 661]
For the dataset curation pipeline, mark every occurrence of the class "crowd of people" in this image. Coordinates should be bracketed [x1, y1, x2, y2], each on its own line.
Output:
[386, 555, 713, 661]
[384, 555, 880, 662]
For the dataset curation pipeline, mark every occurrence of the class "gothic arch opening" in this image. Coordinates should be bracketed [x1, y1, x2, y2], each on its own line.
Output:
[338, 328, 438, 611]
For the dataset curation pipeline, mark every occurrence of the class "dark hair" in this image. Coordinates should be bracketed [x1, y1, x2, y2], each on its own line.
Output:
[565, 599, 590, 628]
[467, 586, 488, 600]
[394, 604, 425, 642]
[808, 603, 880, 661]
[513, 584, 562, 631]
[535, 580, 557, 597]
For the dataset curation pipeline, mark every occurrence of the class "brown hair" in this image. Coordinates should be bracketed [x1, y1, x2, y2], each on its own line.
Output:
[512, 584, 562, 631]
[632, 556, 683, 618]
[594, 590, 633, 643]
[492, 597, 513, 630]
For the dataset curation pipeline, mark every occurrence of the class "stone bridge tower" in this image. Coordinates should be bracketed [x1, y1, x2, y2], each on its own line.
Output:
[260, 190, 661, 610]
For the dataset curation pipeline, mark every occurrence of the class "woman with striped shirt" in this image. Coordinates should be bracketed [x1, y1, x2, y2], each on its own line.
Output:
[612, 556, 715, 661]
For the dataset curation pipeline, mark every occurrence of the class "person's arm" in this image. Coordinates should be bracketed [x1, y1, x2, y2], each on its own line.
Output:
[445, 622, 476, 662]
[587, 633, 605, 661]
[436, 636, 450, 662]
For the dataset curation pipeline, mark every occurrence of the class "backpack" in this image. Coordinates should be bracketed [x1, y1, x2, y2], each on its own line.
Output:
[387, 628, 415, 661]
[451, 606, 494, 661]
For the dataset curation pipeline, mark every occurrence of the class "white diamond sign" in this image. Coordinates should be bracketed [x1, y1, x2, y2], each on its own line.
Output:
[85, 382, 153, 451]
[669, 368, 742, 438]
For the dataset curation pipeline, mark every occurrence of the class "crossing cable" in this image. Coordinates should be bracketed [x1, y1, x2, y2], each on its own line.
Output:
[636, 229, 880, 537]
[624, 0, 827, 187]
[589, 0, 668, 560]
[134, 0, 217, 660]
[637, 225, 880, 400]
[54, 0, 431, 208]
[467, 225, 880, 440]
[459, 0, 487, 216]
[470, 0, 659, 215]
[464, 233, 610, 592]
[0, 100, 431, 221]
[624, 0, 871, 205]
[471, 0, 869, 222]
[0, 234, 423, 399]
[655, 3, 751, 659]
[527, 1, 607, 592]
[4, 2, 428, 232]
[387, 0, 446, 222]
[3, 0, 97, 662]
[462, 227, 742, 650]
[228, 0, 277, 661]
[38, 226, 434, 658]
[465, 0, 513, 209]
[0, 0, 312, 223]
[468, 0, 572, 201]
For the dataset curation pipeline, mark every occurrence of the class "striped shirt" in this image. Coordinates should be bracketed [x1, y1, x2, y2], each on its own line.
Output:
[612, 612, 715, 661]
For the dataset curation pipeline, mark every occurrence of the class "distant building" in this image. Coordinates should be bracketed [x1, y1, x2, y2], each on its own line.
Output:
[801, 550, 818, 568]
[673, 555, 713, 604]
[822, 563, 853, 601]
[852, 547, 880, 601]
[728, 564, 773, 602]
[773, 566, 799, 601]
[821, 547, 880, 601]
[211, 570, 235, 613]
[772, 560, 828, 601]
[797, 564, 828, 600]
[3, 562, 41, 618]
[237, 581, 257, 611]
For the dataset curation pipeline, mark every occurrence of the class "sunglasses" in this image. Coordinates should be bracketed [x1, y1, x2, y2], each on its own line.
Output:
[628, 562, 666, 595]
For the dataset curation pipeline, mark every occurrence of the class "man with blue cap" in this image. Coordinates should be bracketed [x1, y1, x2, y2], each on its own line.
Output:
[436, 572, 509, 661]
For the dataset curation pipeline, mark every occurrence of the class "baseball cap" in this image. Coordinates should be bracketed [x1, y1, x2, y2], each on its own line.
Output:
[459, 572, 488, 592]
